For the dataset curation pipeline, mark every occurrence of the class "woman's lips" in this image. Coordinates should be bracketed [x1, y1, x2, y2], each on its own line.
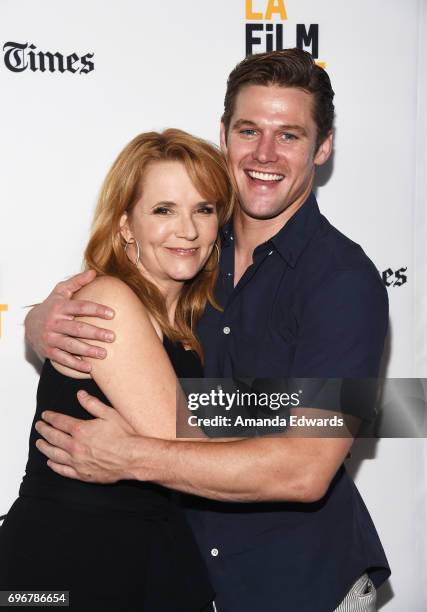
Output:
[165, 247, 199, 256]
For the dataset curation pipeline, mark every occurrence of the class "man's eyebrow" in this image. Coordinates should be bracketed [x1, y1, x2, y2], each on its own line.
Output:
[279, 124, 308, 136]
[232, 119, 258, 130]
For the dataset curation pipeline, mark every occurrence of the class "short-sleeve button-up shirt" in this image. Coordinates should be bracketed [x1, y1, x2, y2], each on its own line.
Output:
[183, 193, 390, 612]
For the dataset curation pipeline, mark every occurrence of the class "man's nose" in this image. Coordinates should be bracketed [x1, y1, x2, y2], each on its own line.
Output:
[253, 134, 279, 164]
[176, 213, 198, 240]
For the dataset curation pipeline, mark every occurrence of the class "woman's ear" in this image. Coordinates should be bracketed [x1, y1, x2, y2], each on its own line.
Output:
[119, 213, 133, 243]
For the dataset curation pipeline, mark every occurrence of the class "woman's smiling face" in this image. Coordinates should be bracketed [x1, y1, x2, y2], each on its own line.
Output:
[121, 160, 219, 295]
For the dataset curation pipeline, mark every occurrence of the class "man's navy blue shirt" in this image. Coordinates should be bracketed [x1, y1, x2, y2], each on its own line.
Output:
[184, 193, 390, 612]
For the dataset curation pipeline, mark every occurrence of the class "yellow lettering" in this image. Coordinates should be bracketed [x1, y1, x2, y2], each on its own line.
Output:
[315, 61, 327, 69]
[246, 0, 263, 20]
[265, 0, 287, 20]
[0, 304, 8, 338]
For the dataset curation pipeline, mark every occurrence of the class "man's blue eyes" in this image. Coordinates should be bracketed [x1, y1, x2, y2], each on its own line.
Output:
[281, 133, 297, 141]
[239, 130, 297, 141]
[239, 129, 257, 136]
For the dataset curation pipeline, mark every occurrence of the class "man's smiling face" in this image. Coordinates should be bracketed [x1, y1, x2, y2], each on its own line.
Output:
[221, 84, 332, 221]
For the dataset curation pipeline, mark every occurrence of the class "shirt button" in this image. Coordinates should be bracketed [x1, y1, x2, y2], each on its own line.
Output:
[223, 326, 231, 335]
[211, 548, 219, 557]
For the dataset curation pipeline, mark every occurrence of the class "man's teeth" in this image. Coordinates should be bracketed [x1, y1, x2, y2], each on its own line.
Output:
[247, 170, 284, 182]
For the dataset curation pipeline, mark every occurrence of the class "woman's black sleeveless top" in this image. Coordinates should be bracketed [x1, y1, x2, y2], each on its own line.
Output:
[13, 337, 213, 611]
[20, 335, 203, 512]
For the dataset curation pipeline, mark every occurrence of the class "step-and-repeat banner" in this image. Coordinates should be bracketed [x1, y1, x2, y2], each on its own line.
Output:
[1, 1, 426, 609]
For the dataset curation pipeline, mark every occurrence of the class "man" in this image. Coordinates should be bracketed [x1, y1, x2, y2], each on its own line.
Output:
[26, 49, 390, 611]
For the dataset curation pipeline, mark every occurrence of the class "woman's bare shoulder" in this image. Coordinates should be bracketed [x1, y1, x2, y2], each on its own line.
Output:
[51, 276, 163, 380]
[76, 275, 163, 338]
[74, 275, 141, 308]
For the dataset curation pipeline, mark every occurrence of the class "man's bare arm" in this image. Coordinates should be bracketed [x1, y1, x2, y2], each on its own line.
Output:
[36, 392, 355, 503]
[25, 270, 116, 372]
[120, 431, 354, 503]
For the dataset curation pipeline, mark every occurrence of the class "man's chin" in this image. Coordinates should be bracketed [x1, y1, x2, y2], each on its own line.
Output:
[239, 202, 289, 221]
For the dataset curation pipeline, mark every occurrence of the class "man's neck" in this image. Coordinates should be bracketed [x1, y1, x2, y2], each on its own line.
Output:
[233, 190, 312, 285]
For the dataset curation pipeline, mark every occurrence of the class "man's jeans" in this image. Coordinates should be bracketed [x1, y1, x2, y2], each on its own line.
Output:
[333, 573, 377, 612]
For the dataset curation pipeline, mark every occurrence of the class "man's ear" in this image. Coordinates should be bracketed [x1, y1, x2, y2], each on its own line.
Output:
[119, 213, 132, 243]
[314, 131, 333, 166]
[220, 121, 228, 156]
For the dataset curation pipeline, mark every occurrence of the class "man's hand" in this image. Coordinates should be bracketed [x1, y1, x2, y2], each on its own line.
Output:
[25, 270, 116, 372]
[35, 390, 137, 483]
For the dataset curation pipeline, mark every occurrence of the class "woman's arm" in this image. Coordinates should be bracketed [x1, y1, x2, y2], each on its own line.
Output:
[54, 275, 182, 440]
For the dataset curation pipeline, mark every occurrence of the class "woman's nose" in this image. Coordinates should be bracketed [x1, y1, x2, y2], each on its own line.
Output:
[175, 213, 198, 240]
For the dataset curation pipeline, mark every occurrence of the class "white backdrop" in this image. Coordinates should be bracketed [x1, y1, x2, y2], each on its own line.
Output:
[0, 1, 426, 609]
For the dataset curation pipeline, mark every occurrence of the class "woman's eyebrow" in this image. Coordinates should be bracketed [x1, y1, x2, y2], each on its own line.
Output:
[151, 200, 177, 208]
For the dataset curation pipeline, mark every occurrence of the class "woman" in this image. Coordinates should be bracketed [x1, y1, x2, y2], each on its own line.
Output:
[0, 129, 233, 611]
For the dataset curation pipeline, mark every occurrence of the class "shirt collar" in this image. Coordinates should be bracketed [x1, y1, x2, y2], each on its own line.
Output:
[220, 192, 321, 268]
[269, 192, 322, 268]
